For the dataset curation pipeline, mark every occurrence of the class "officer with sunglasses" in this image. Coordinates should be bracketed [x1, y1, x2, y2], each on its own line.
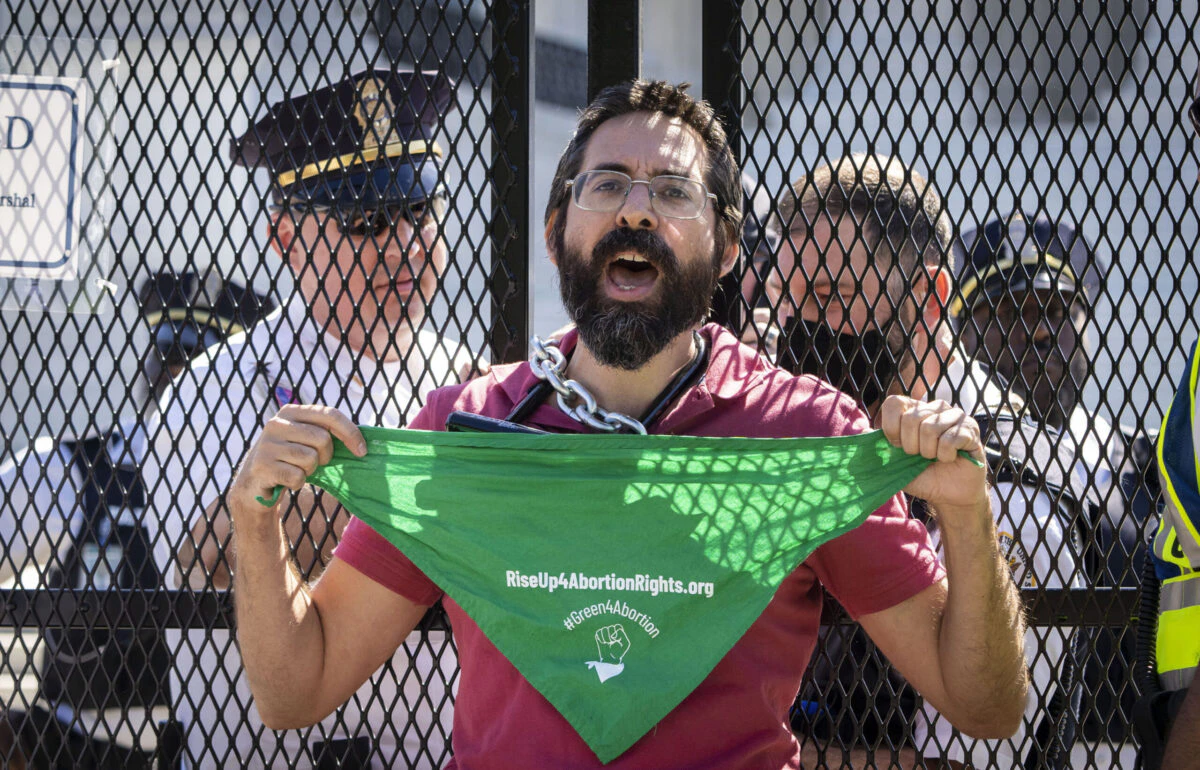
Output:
[0, 270, 272, 769]
[145, 70, 480, 768]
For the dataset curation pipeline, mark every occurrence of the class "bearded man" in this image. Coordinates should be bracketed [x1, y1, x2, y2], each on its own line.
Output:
[221, 80, 1027, 769]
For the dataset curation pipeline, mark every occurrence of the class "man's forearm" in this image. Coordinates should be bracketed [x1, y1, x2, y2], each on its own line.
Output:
[1162, 667, 1200, 770]
[934, 495, 1028, 737]
[232, 499, 330, 729]
[187, 486, 348, 590]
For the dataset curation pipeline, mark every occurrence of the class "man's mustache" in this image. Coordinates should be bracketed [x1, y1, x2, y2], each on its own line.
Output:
[590, 227, 678, 271]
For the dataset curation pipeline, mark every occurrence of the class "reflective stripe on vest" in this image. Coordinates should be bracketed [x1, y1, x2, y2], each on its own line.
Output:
[1157, 571, 1200, 690]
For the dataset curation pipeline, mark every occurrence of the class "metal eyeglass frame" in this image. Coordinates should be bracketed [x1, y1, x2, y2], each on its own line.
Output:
[564, 170, 718, 220]
[268, 201, 437, 239]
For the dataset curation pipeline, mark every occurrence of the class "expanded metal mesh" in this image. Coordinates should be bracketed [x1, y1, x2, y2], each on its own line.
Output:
[0, 2, 526, 768]
[709, 1, 1197, 768]
[0, 0, 1194, 768]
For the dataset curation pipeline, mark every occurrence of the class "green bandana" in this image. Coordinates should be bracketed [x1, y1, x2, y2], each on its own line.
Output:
[304, 427, 937, 763]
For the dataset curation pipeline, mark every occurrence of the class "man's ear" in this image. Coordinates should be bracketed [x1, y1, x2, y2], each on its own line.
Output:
[718, 227, 740, 278]
[544, 211, 560, 267]
[268, 213, 302, 271]
[920, 264, 952, 323]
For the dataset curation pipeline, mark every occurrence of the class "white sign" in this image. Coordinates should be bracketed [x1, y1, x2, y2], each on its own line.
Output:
[0, 75, 86, 278]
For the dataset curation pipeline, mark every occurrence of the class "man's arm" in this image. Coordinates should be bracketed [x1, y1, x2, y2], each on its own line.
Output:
[184, 487, 351, 589]
[227, 404, 428, 728]
[1162, 666, 1200, 770]
[860, 396, 1028, 739]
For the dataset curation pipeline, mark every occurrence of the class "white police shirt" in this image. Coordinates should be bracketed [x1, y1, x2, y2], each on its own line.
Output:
[1068, 405, 1117, 501]
[148, 298, 473, 769]
[0, 420, 170, 750]
[913, 352, 1083, 767]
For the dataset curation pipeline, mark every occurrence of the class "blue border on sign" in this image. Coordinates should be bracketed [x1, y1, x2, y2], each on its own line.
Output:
[0, 79, 81, 271]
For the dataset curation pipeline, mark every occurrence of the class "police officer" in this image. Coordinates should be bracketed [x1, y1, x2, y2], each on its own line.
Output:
[0, 269, 273, 769]
[952, 213, 1155, 747]
[1141, 72, 1200, 770]
[145, 69, 478, 769]
[952, 212, 1116, 502]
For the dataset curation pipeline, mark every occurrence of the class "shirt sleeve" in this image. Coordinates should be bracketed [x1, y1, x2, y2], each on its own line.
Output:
[804, 392, 945, 619]
[336, 517, 444, 606]
[808, 492, 945, 619]
[991, 481, 1081, 591]
[146, 350, 267, 587]
[406, 397, 440, 432]
[0, 438, 74, 586]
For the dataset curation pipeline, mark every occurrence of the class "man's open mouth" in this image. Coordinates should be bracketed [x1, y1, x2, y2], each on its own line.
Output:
[606, 252, 660, 293]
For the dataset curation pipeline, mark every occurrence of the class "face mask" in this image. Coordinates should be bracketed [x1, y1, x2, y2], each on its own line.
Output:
[779, 317, 899, 408]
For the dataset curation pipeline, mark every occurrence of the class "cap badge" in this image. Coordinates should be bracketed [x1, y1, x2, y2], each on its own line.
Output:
[354, 76, 400, 154]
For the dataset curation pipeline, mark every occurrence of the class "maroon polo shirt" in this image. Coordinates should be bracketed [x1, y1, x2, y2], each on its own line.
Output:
[336, 323, 944, 769]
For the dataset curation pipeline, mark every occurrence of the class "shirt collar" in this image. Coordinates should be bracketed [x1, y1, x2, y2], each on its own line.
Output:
[496, 324, 777, 433]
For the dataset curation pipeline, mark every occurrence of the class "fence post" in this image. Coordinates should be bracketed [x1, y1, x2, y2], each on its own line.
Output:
[587, 0, 641, 101]
[701, 0, 744, 168]
[490, 0, 534, 364]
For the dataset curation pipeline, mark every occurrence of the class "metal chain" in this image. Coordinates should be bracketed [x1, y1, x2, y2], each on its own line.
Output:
[527, 336, 649, 434]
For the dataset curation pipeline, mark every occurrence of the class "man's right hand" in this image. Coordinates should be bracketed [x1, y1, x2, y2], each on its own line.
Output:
[228, 404, 367, 517]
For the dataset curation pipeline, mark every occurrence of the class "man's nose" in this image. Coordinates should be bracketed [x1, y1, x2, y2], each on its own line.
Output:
[1030, 314, 1056, 348]
[615, 180, 659, 230]
[379, 217, 424, 263]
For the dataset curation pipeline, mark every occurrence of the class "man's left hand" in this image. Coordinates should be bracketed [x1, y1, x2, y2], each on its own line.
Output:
[878, 396, 988, 521]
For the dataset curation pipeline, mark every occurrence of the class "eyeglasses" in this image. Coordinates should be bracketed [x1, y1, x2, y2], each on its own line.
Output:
[564, 170, 717, 220]
[274, 201, 437, 239]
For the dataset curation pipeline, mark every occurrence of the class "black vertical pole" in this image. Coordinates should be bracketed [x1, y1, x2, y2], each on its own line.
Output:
[588, 0, 642, 101]
[701, 0, 744, 167]
[701, 0, 747, 331]
[490, 0, 533, 364]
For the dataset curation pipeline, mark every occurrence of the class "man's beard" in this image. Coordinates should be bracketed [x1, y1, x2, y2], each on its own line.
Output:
[557, 227, 720, 371]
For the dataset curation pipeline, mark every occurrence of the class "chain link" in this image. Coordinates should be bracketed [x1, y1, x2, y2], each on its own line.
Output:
[528, 336, 649, 434]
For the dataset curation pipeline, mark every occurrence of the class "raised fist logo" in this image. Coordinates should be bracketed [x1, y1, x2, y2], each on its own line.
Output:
[595, 624, 630, 664]
[586, 624, 630, 683]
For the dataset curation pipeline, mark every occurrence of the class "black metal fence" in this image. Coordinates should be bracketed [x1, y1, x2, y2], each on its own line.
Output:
[0, 0, 1195, 767]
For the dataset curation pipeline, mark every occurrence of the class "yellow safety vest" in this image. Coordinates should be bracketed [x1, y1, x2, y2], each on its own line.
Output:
[1154, 341, 1200, 691]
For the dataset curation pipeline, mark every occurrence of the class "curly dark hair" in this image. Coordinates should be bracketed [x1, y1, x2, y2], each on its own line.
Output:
[544, 79, 743, 254]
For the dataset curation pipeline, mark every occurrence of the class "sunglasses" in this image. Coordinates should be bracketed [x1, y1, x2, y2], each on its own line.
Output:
[275, 201, 437, 239]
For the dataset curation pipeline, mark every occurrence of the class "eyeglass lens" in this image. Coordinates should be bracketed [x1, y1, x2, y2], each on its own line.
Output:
[572, 170, 709, 219]
[339, 202, 431, 238]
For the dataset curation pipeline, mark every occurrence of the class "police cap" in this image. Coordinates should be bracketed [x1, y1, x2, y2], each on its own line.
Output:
[231, 69, 453, 207]
[138, 270, 276, 366]
[951, 212, 1106, 318]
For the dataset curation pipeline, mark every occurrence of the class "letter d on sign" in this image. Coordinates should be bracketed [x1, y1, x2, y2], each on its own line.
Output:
[5, 116, 33, 150]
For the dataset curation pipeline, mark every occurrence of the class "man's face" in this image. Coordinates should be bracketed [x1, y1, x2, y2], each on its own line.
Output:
[767, 217, 925, 399]
[960, 287, 1089, 426]
[276, 202, 447, 360]
[770, 218, 892, 335]
[551, 111, 735, 370]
